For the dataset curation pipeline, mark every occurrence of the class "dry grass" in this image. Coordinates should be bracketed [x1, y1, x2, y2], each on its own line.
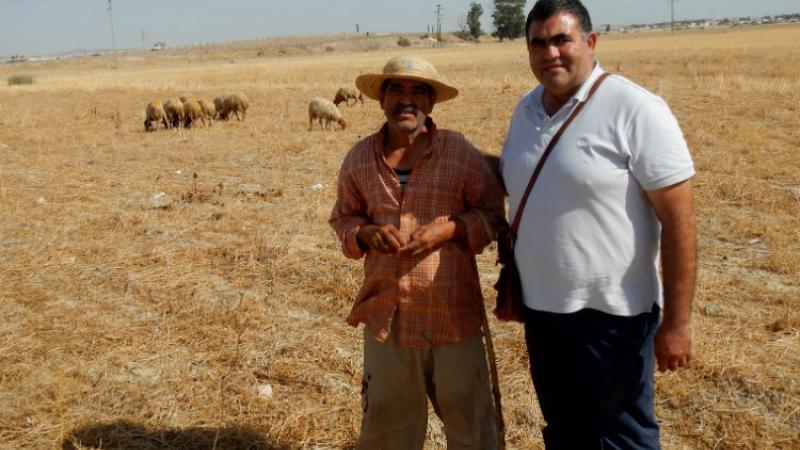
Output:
[1, 25, 798, 449]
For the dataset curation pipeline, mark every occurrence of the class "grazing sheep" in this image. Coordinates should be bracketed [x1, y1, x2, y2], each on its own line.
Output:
[163, 97, 184, 129]
[183, 97, 205, 128]
[213, 97, 224, 119]
[308, 97, 347, 131]
[219, 93, 249, 121]
[333, 86, 363, 107]
[144, 99, 168, 131]
[178, 93, 196, 103]
[198, 99, 216, 126]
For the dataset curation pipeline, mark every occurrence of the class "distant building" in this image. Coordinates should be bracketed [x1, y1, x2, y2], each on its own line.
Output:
[151, 41, 166, 51]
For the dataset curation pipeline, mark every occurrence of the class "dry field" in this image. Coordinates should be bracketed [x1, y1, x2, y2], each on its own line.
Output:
[0, 24, 798, 449]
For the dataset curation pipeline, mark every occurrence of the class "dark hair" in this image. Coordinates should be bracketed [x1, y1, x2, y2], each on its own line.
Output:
[525, 0, 593, 43]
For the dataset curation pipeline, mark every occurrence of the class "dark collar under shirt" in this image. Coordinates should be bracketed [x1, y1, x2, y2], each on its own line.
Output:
[394, 168, 412, 193]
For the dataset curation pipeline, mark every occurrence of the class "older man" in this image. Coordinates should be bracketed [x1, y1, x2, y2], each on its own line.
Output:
[500, 1, 697, 448]
[329, 56, 504, 450]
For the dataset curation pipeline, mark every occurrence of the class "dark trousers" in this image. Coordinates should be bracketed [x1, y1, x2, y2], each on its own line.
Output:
[524, 306, 661, 450]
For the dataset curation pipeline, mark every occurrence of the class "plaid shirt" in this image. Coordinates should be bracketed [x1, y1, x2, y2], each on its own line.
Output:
[329, 119, 505, 347]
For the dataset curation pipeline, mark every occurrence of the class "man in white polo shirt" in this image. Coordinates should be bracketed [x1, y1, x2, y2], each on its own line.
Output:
[499, 1, 697, 448]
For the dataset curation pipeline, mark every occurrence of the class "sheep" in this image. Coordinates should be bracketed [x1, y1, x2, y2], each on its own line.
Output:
[308, 97, 347, 131]
[333, 86, 363, 107]
[213, 97, 224, 119]
[163, 97, 184, 129]
[144, 99, 168, 131]
[198, 99, 216, 126]
[178, 93, 196, 103]
[219, 93, 249, 121]
[182, 97, 205, 128]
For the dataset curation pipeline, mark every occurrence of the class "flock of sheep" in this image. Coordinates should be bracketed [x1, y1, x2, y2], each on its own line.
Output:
[144, 93, 249, 131]
[143, 86, 364, 132]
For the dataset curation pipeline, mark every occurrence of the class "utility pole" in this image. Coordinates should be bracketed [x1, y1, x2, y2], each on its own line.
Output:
[106, 0, 119, 66]
[669, 0, 679, 33]
[107, 0, 117, 51]
[434, 4, 443, 43]
[141, 29, 146, 50]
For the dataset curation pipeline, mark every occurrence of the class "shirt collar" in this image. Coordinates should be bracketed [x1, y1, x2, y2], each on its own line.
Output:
[573, 62, 605, 102]
[372, 117, 439, 158]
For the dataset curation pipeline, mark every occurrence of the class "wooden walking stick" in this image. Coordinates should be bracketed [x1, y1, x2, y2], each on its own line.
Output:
[472, 208, 508, 449]
[479, 296, 507, 450]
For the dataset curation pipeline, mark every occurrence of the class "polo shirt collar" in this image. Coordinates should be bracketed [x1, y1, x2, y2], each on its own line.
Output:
[573, 62, 605, 102]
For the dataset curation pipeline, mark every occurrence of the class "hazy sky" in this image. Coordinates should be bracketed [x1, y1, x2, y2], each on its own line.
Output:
[1, 0, 797, 57]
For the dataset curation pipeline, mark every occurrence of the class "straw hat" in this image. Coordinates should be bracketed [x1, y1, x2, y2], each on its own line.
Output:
[356, 55, 459, 103]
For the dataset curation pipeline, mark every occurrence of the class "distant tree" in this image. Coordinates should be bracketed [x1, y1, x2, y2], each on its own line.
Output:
[492, 0, 526, 41]
[467, 2, 484, 39]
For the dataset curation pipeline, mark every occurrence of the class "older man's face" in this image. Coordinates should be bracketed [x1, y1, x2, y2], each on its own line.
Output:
[380, 79, 436, 135]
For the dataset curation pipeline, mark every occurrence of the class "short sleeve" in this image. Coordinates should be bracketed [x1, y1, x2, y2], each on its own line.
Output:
[626, 96, 695, 191]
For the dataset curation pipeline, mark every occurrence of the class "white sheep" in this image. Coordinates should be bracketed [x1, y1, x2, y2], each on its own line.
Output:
[144, 99, 168, 131]
[308, 97, 347, 131]
[198, 99, 216, 126]
[163, 97, 184, 129]
[213, 97, 224, 119]
[333, 86, 363, 107]
[219, 93, 249, 121]
[182, 97, 205, 128]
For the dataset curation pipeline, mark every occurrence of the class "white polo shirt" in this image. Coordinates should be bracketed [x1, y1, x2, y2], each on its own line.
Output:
[499, 64, 695, 316]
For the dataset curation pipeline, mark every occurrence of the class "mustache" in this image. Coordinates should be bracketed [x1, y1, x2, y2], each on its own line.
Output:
[392, 104, 419, 115]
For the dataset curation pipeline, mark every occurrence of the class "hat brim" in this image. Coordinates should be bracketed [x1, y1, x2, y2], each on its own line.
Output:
[356, 74, 459, 103]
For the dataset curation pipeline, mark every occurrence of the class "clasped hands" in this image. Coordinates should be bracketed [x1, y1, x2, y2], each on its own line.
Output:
[357, 221, 458, 257]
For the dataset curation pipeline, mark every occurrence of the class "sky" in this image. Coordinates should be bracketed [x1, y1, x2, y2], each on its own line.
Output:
[1, 0, 797, 57]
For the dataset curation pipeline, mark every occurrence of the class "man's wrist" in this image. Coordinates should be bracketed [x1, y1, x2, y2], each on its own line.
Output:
[356, 224, 374, 251]
[659, 310, 691, 329]
[449, 216, 467, 242]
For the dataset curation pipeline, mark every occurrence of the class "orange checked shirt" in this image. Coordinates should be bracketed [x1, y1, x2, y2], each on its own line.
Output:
[329, 119, 505, 347]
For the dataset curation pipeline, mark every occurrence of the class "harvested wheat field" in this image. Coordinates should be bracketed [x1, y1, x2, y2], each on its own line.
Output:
[0, 24, 798, 449]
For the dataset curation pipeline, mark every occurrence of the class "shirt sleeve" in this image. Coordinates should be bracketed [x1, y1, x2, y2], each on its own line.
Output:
[329, 153, 369, 260]
[626, 95, 695, 191]
[459, 139, 507, 254]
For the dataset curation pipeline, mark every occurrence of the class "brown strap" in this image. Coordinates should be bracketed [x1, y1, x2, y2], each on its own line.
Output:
[509, 72, 611, 236]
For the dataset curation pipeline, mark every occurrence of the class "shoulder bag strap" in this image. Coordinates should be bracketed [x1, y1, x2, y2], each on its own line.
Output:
[509, 72, 611, 236]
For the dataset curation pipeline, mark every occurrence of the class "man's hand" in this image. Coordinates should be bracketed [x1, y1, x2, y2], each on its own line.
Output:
[654, 321, 692, 372]
[397, 219, 465, 257]
[357, 224, 406, 254]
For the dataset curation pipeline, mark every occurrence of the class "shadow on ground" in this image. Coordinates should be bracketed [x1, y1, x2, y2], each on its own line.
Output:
[62, 420, 294, 450]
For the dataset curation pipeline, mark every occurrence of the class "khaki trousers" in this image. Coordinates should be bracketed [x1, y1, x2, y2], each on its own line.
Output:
[356, 324, 498, 450]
